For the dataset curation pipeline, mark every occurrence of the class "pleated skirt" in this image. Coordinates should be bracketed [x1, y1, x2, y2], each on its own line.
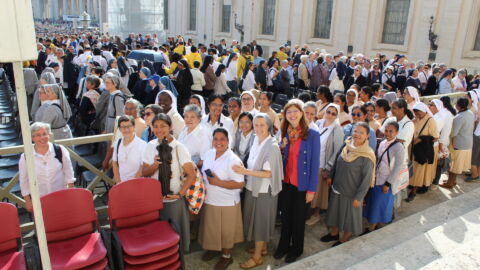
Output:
[161, 199, 191, 252]
[243, 190, 278, 242]
[363, 186, 394, 224]
[326, 192, 364, 235]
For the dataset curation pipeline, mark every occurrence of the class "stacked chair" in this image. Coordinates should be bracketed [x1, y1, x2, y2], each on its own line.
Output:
[40, 188, 109, 269]
[0, 202, 27, 270]
[108, 178, 183, 270]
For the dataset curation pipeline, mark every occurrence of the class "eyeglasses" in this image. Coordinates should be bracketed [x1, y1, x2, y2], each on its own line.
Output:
[351, 113, 363, 117]
[326, 111, 337, 116]
[286, 109, 301, 115]
[144, 112, 154, 117]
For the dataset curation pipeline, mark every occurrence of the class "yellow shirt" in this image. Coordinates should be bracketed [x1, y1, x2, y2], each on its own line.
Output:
[236, 54, 252, 78]
[173, 45, 185, 55]
[278, 51, 288, 61]
[185, 52, 203, 68]
[164, 62, 178, 75]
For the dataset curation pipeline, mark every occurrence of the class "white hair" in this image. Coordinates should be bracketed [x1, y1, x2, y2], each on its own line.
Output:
[30, 122, 52, 135]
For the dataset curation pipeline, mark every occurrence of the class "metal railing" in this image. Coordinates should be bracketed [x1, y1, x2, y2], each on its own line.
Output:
[419, 91, 467, 104]
[0, 133, 114, 231]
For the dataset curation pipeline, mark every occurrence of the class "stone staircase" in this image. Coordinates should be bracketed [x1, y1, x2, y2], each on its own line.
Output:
[281, 186, 480, 270]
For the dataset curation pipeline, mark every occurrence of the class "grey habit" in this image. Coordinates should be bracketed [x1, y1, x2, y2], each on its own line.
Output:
[326, 156, 373, 235]
[243, 136, 284, 242]
[35, 103, 73, 139]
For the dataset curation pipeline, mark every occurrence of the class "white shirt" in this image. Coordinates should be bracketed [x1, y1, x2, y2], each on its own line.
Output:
[239, 131, 253, 156]
[201, 114, 235, 148]
[76, 51, 92, 66]
[452, 76, 467, 91]
[202, 149, 244, 206]
[178, 124, 211, 163]
[167, 109, 186, 139]
[242, 70, 256, 91]
[246, 136, 271, 193]
[225, 60, 238, 81]
[19, 143, 75, 197]
[92, 55, 108, 70]
[143, 139, 192, 198]
[191, 68, 206, 91]
[112, 136, 147, 182]
[102, 50, 115, 62]
[316, 120, 334, 169]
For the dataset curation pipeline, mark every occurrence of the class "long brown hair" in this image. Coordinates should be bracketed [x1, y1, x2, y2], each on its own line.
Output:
[281, 99, 310, 140]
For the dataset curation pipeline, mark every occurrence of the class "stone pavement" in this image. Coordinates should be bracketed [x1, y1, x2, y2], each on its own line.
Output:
[184, 174, 480, 270]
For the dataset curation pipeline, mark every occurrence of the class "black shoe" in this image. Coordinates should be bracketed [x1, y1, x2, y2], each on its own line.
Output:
[405, 192, 416, 202]
[332, 241, 343, 247]
[360, 229, 373, 236]
[320, 233, 339, 242]
[285, 253, 300, 263]
[273, 249, 288, 260]
[417, 186, 429, 194]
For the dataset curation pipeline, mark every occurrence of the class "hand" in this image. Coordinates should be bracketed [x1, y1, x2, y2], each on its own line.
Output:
[232, 164, 246, 175]
[281, 137, 288, 149]
[321, 169, 330, 179]
[25, 199, 33, 213]
[165, 194, 181, 200]
[102, 158, 110, 171]
[153, 155, 162, 167]
[207, 173, 221, 186]
[352, 200, 362, 208]
[306, 192, 315, 203]
[326, 178, 332, 186]
[114, 177, 121, 184]
[413, 138, 421, 145]
[382, 185, 390, 194]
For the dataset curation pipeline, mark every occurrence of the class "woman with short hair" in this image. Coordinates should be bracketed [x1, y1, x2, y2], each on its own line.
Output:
[19, 122, 75, 212]
[233, 114, 284, 269]
[178, 104, 211, 165]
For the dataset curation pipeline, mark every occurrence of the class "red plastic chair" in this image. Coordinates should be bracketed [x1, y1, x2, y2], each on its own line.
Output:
[108, 178, 182, 270]
[41, 188, 108, 270]
[0, 202, 26, 270]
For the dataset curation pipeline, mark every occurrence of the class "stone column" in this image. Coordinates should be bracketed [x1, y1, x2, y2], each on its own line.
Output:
[79, 0, 85, 13]
[62, 0, 68, 16]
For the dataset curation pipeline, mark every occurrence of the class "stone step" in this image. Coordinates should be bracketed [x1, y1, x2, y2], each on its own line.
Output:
[348, 207, 480, 270]
[281, 186, 480, 270]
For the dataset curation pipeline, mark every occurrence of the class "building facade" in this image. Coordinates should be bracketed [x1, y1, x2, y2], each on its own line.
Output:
[164, 0, 480, 72]
[31, 0, 105, 23]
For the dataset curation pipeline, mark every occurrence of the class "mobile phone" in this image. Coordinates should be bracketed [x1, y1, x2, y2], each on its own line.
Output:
[205, 169, 214, 177]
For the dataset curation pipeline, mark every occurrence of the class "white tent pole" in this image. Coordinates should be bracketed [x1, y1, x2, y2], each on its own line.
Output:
[12, 62, 52, 270]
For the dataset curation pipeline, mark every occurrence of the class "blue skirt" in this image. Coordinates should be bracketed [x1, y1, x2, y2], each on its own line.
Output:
[363, 185, 394, 224]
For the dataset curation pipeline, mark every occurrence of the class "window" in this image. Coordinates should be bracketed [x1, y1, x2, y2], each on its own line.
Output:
[381, 0, 410, 45]
[163, 0, 168, 29]
[189, 0, 197, 31]
[262, 0, 276, 35]
[474, 21, 480, 51]
[313, 0, 334, 39]
[221, 4, 231, 32]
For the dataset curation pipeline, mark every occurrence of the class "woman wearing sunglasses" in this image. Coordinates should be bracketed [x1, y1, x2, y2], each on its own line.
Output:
[140, 104, 163, 142]
[307, 104, 344, 225]
[343, 105, 377, 150]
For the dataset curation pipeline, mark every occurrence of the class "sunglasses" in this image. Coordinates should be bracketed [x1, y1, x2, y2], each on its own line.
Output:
[326, 111, 337, 116]
[351, 113, 363, 117]
[144, 112, 154, 116]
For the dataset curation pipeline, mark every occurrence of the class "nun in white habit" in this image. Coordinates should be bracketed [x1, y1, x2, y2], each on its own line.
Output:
[156, 90, 185, 138]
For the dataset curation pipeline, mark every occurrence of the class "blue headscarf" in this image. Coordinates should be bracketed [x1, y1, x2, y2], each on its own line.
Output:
[140, 67, 151, 79]
[160, 76, 178, 96]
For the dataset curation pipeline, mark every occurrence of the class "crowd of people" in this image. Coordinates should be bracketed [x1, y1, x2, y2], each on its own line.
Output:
[7, 29, 480, 270]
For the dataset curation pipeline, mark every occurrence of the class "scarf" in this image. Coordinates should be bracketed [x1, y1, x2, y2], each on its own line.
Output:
[341, 138, 376, 187]
[250, 136, 284, 197]
[287, 125, 302, 144]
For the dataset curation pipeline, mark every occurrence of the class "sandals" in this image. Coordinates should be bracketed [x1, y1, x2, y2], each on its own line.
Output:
[239, 257, 263, 269]
[246, 247, 268, 256]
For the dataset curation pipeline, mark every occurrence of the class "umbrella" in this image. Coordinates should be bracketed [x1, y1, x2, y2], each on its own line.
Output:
[127, 49, 165, 63]
[156, 137, 173, 196]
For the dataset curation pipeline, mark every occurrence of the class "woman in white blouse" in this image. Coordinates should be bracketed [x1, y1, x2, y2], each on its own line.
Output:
[199, 128, 245, 269]
[241, 62, 256, 92]
[233, 114, 284, 269]
[142, 113, 196, 251]
[112, 115, 147, 183]
[19, 122, 75, 212]
[178, 104, 211, 165]
[213, 64, 232, 97]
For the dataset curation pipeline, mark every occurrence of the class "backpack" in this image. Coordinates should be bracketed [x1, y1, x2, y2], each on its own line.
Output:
[25, 143, 63, 166]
